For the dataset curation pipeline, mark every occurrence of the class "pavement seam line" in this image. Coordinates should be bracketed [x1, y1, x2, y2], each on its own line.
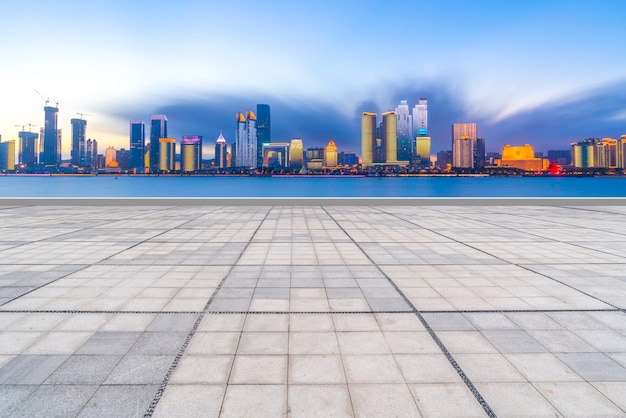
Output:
[322, 206, 497, 418]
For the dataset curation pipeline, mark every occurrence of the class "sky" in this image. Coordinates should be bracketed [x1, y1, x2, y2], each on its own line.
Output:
[1, 0, 625, 158]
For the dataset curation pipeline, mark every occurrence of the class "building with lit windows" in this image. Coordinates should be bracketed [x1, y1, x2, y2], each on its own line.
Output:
[105, 146, 117, 168]
[412, 98, 428, 136]
[235, 111, 257, 168]
[262, 142, 290, 169]
[0, 138, 16, 171]
[214, 132, 227, 169]
[159, 138, 176, 172]
[325, 139, 338, 168]
[500, 144, 547, 171]
[70, 118, 87, 167]
[129, 120, 145, 173]
[41, 105, 60, 165]
[289, 139, 303, 169]
[150, 115, 168, 173]
[415, 129, 431, 166]
[395, 100, 412, 161]
[256, 104, 270, 168]
[18, 131, 38, 168]
[452, 123, 478, 168]
[361, 112, 376, 166]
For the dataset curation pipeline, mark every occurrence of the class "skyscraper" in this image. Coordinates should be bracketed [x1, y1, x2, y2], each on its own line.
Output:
[181, 135, 202, 172]
[70, 118, 87, 167]
[129, 120, 145, 173]
[40, 105, 59, 165]
[150, 114, 168, 173]
[382, 111, 398, 164]
[256, 104, 270, 168]
[452, 123, 477, 168]
[395, 100, 412, 161]
[289, 139, 304, 169]
[262, 142, 290, 169]
[416, 135, 431, 166]
[214, 131, 227, 168]
[159, 138, 176, 172]
[235, 110, 257, 168]
[412, 98, 428, 135]
[361, 112, 376, 166]
[85, 138, 97, 169]
[18, 131, 38, 168]
[325, 139, 338, 167]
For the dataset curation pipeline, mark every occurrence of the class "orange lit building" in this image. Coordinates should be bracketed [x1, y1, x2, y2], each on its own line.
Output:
[500, 144, 548, 171]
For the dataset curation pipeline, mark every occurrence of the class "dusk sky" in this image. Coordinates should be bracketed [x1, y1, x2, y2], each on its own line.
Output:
[1, 0, 625, 157]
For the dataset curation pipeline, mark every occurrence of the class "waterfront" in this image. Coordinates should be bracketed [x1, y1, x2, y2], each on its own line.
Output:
[2, 175, 626, 197]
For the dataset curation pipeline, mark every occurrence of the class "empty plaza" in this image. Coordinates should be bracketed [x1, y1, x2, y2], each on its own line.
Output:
[0, 202, 625, 417]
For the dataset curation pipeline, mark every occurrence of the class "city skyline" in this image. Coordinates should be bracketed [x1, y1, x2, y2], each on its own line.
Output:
[1, 1, 626, 155]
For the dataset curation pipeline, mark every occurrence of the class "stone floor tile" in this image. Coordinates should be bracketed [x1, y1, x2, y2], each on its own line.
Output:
[383, 331, 442, 354]
[9, 385, 98, 418]
[289, 332, 339, 354]
[591, 382, 626, 411]
[152, 385, 226, 418]
[481, 330, 548, 353]
[343, 355, 404, 383]
[0, 354, 68, 384]
[77, 384, 158, 418]
[186, 331, 240, 355]
[395, 354, 461, 383]
[45, 355, 122, 384]
[220, 385, 287, 418]
[289, 354, 346, 384]
[454, 353, 526, 382]
[349, 383, 420, 418]
[169, 355, 233, 384]
[104, 355, 173, 385]
[288, 385, 353, 418]
[535, 381, 625, 416]
[229, 355, 287, 384]
[476, 382, 561, 417]
[337, 332, 391, 354]
[557, 353, 626, 381]
[409, 383, 486, 418]
[236, 331, 288, 354]
[0, 386, 36, 417]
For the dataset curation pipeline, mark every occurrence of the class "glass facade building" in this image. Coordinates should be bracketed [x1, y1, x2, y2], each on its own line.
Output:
[41, 106, 59, 165]
[256, 104, 270, 168]
[70, 118, 87, 167]
[129, 120, 145, 173]
[150, 114, 168, 173]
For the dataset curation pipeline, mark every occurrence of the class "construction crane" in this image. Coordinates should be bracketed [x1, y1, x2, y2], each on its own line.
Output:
[34, 89, 49, 106]
[76, 112, 91, 120]
[14, 123, 37, 132]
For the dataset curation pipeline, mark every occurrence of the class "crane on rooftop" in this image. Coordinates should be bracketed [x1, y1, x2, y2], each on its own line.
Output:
[76, 112, 91, 120]
[14, 123, 37, 132]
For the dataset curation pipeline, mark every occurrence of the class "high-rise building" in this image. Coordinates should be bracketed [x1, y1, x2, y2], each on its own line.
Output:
[474, 137, 486, 169]
[116, 148, 130, 171]
[18, 131, 38, 168]
[230, 142, 236, 168]
[452, 123, 477, 168]
[70, 118, 87, 167]
[181, 135, 202, 172]
[416, 135, 431, 166]
[40, 105, 59, 165]
[382, 111, 398, 164]
[0, 138, 16, 171]
[412, 98, 428, 135]
[256, 104, 270, 168]
[262, 142, 290, 169]
[235, 111, 257, 168]
[159, 138, 176, 172]
[361, 112, 376, 166]
[150, 114, 168, 172]
[436, 150, 453, 169]
[105, 146, 117, 167]
[129, 120, 145, 173]
[395, 100, 412, 161]
[214, 132, 227, 168]
[85, 138, 97, 169]
[289, 139, 304, 169]
[325, 139, 338, 168]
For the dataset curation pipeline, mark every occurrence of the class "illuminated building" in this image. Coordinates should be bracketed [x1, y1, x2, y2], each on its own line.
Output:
[412, 98, 428, 136]
[436, 150, 452, 169]
[361, 112, 376, 166]
[395, 100, 412, 161]
[129, 120, 145, 173]
[571, 139, 598, 168]
[325, 139, 338, 167]
[18, 131, 38, 168]
[339, 151, 357, 166]
[415, 129, 431, 166]
[116, 148, 130, 171]
[600, 138, 620, 168]
[289, 139, 303, 169]
[181, 135, 202, 172]
[159, 138, 176, 172]
[235, 111, 257, 168]
[262, 142, 290, 168]
[230, 142, 236, 168]
[0, 138, 16, 171]
[150, 114, 168, 173]
[214, 132, 227, 169]
[305, 147, 324, 170]
[500, 144, 547, 171]
[452, 123, 477, 168]
[105, 146, 117, 167]
[85, 138, 97, 168]
[41, 105, 60, 165]
[256, 104, 270, 168]
[382, 111, 398, 164]
[70, 118, 86, 167]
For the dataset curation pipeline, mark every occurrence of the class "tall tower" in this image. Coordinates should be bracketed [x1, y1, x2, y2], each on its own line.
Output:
[149, 114, 168, 173]
[361, 112, 376, 166]
[235, 111, 257, 168]
[289, 139, 304, 169]
[41, 105, 59, 165]
[18, 131, 38, 168]
[256, 104, 270, 168]
[70, 118, 87, 167]
[382, 111, 398, 164]
[395, 100, 412, 161]
[129, 120, 145, 173]
[181, 135, 202, 172]
[412, 98, 428, 135]
[214, 131, 227, 168]
[325, 139, 338, 168]
[452, 123, 477, 168]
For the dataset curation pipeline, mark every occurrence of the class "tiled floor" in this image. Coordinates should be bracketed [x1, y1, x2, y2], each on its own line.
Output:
[0, 204, 625, 417]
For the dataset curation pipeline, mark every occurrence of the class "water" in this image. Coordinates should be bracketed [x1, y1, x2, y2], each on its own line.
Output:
[1, 175, 626, 197]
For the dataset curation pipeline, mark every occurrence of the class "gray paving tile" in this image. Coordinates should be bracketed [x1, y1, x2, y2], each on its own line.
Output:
[481, 330, 548, 353]
[0, 355, 68, 384]
[45, 355, 122, 385]
[0, 386, 36, 417]
[77, 384, 159, 418]
[104, 355, 174, 385]
[128, 332, 187, 355]
[557, 352, 626, 381]
[9, 385, 98, 418]
[77, 331, 142, 355]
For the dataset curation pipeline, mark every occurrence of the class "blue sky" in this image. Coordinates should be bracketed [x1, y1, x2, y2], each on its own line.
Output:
[1, 0, 625, 156]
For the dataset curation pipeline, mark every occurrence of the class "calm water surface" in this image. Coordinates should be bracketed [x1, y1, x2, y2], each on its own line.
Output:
[1, 176, 625, 197]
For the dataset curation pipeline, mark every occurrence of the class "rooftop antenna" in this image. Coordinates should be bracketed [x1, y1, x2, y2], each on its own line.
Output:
[76, 112, 91, 119]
